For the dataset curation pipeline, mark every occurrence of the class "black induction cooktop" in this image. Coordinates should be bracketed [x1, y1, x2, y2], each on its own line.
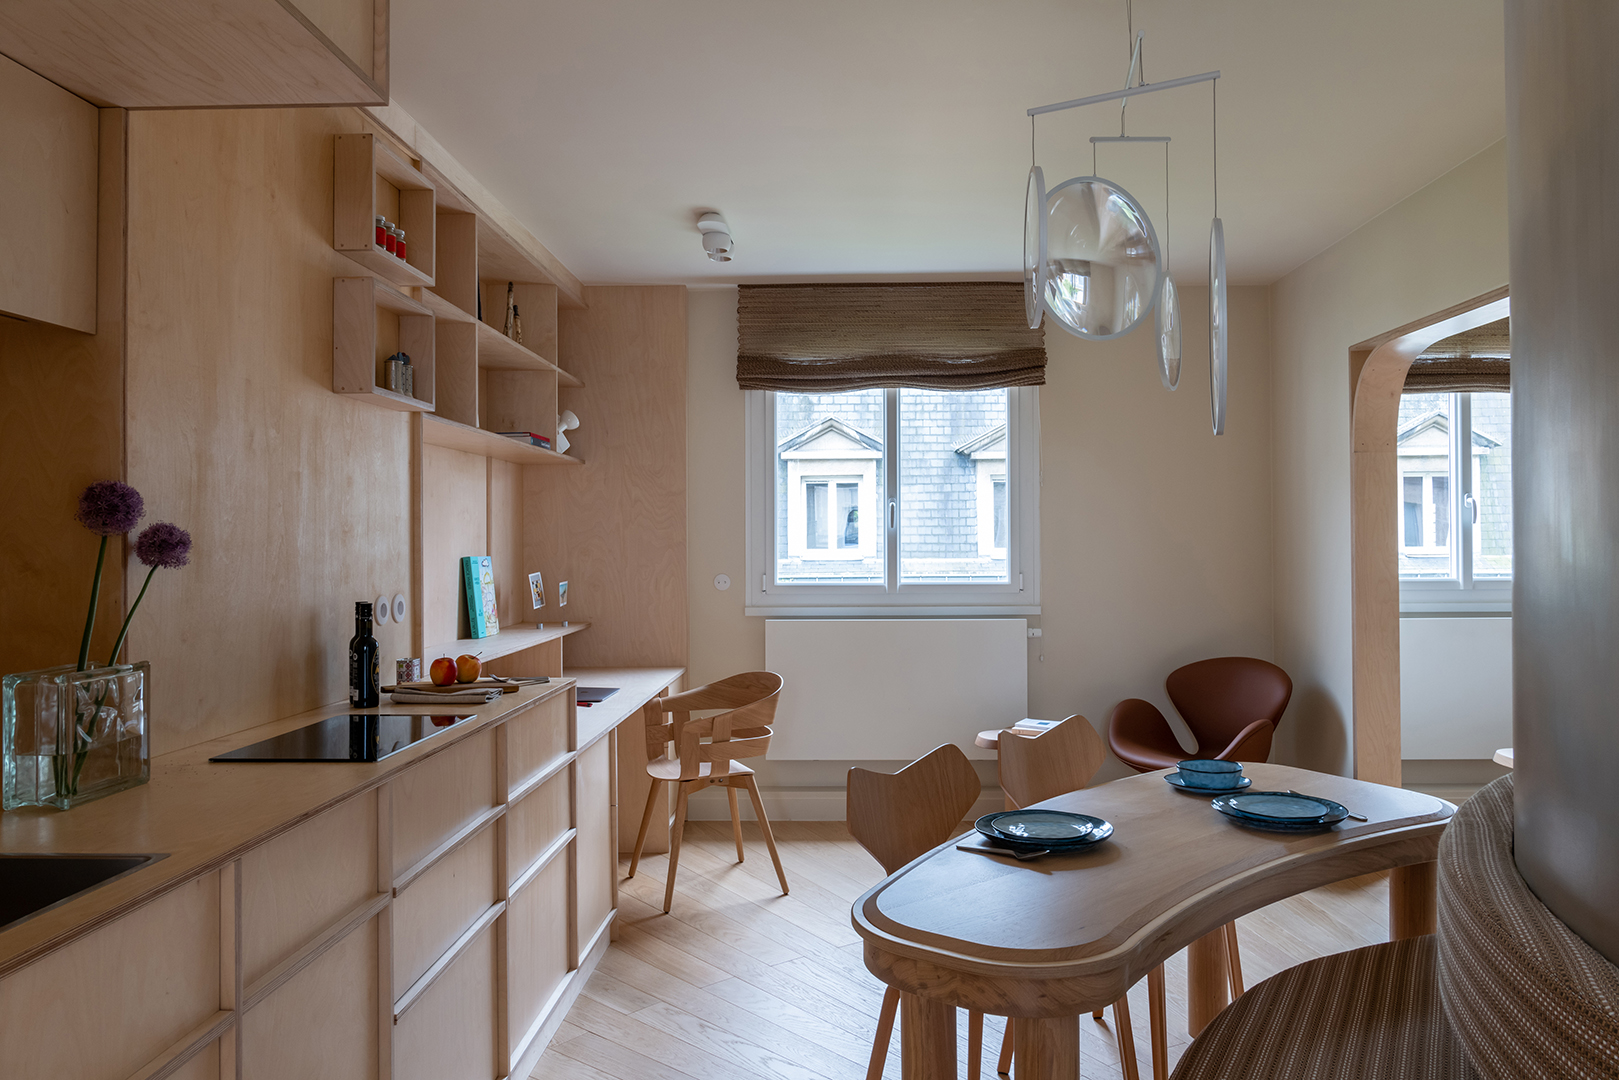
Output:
[209, 713, 474, 763]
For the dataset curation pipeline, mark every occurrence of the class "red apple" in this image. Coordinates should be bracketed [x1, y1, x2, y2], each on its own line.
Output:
[429, 657, 457, 686]
[456, 654, 482, 683]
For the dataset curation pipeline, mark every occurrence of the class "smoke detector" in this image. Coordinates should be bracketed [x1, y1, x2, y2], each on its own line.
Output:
[697, 212, 733, 262]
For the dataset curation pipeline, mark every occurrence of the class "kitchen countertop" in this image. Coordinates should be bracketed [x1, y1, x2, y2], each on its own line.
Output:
[0, 665, 682, 979]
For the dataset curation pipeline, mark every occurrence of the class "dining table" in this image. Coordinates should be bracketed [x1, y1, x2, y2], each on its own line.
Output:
[851, 761, 1455, 1079]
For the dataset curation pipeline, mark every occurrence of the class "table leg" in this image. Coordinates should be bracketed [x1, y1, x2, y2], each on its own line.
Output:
[1187, 929, 1230, 1037]
[1011, 1015, 1080, 1080]
[900, 992, 956, 1080]
[1389, 861, 1438, 940]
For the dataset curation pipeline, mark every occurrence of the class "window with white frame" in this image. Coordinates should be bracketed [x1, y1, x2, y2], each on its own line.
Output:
[746, 386, 1039, 613]
[1397, 390, 1513, 611]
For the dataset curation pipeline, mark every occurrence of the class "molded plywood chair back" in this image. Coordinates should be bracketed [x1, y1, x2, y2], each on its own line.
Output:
[847, 744, 983, 1080]
[846, 743, 981, 875]
[627, 671, 789, 913]
[1108, 657, 1292, 773]
[997, 714, 1107, 809]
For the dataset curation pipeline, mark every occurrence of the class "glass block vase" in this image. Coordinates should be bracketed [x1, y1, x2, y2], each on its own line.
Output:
[2, 662, 150, 810]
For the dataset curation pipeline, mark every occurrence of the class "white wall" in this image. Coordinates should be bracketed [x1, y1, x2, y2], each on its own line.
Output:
[1270, 140, 1509, 776]
[1400, 618, 1512, 759]
[685, 280, 1275, 815]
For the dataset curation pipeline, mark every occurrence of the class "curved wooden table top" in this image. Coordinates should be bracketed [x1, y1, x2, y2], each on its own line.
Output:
[853, 763, 1453, 1012]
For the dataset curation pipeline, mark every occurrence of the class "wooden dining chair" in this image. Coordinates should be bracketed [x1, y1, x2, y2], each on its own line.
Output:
[996, 716, 1168, 1080]
[847, 744, 987, 1080]
[626, 670, 789, 914]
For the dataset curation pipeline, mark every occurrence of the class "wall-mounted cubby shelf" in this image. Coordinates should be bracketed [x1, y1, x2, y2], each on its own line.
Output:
[418, 287, 475, 324]
[422, 621, 590, 667]
[475, 320, 582, 386]
[422, 414, 581, 466]
[334, 133, 436, 288]
[333, 277, 435, 412]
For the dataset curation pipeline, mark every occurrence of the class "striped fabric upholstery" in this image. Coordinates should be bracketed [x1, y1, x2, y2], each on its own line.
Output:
[1170, 935, 1479, 1080]
[1437, 775, 1619, 1080]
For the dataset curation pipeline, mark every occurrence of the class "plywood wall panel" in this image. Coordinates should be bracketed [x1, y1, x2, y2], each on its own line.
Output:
[0, 107, 126, 677]
[487, 456, 526, 626]
[122, 108, 413, 754]
[527, 286, 687, 667]
[421, 442, 488, 649]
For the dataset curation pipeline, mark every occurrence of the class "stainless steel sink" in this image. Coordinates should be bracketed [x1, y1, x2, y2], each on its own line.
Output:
[0, 853, 166, 931]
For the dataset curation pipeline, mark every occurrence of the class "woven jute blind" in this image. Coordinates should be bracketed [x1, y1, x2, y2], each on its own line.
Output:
[736, 283, 1045, 391]
[1403, 317, 1510, 392]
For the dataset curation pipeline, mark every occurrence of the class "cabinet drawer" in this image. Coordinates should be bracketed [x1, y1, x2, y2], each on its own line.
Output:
[393, 727, 496, 873]
[506, 854, 570, 1059]
[575, 736, 615, 948]
[392, 822, 498, 1000]
[242, 914, 380, 1080]
[507, 690, 569, 791]
[507, 766, 570, 883]
[0, 871, 220, 1079]
[240, 789, 378, 986]
[394, 920, 497, 1080]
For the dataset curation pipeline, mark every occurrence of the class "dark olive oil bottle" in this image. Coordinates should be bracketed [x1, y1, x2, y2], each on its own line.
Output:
[349, 601, 380, 708]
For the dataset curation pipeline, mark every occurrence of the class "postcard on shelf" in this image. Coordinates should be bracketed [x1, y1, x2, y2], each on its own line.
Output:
[528, 571, 545, 609]
[558, 580, 569, 607]
[461, 555, 500, 638]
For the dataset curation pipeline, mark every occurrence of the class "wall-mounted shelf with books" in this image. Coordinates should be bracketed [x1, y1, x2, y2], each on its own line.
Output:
[423, 621, 589, 667]
[421, 414, 580, 466]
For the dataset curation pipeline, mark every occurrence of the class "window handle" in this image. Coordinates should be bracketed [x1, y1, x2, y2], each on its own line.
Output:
[888, 499, 896, 530]
[1464, 493, 1478, 524]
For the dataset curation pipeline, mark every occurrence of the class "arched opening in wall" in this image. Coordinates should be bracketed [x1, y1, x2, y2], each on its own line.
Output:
[1348, 286, 1509, 786]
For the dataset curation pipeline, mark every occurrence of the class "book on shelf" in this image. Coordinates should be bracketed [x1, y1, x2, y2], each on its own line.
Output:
[496, 431, 552, 450]
[461, 555, 500, 638]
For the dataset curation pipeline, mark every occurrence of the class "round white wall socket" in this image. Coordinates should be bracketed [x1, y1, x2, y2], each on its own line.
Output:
[714, 574, 731, 591]
[374, 595, 391, 623]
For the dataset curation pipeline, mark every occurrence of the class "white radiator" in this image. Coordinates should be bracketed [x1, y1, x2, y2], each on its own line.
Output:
[764, 619, 1028, 760]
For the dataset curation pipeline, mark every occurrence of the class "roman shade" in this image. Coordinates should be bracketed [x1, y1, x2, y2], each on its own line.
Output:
[1403, 318, 1510, 392]
[736, 283, 1045, 391]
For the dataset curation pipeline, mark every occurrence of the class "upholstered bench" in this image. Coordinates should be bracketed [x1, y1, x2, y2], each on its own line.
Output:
[1171, 776, 1619, 1080]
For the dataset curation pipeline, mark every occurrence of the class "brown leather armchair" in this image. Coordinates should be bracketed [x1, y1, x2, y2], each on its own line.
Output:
[1107, 656, 1293, 772]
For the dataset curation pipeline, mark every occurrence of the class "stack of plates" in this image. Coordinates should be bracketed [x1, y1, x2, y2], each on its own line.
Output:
[974, 809, 1113, 854]
[1211, 791, 1349, 832]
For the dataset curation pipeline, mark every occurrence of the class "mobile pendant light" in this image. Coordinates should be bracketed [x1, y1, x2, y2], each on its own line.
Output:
[1024, 2, 1225, 430]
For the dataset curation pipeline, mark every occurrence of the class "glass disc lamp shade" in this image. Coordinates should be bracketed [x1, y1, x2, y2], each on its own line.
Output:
[1040, 177, 1163, 340]
[1208, 217, 1227, 434]
[1157, 273, 1181, 389]
[1024, 166, 1047, 329]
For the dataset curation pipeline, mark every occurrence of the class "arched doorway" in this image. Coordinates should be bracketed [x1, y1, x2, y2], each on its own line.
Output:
[1348, 286, 1510, 785]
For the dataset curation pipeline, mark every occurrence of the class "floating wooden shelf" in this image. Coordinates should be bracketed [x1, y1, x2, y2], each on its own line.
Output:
[423, 622, 589, 665]
[421, 414, 581, 466]
[475, 320, 582, 386]
[333, 277, 435, 412]
[334, 133, 436, 288]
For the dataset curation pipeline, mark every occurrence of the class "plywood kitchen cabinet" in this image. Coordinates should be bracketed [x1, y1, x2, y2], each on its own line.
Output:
[0, 54, 100, 333]
[0, 0, 389, 109]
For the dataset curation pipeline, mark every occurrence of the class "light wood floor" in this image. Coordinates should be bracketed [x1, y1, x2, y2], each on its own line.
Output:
[536, 821, 1393, 1080]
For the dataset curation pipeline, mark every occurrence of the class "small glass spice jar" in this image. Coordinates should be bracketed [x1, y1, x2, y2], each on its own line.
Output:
[395, 228, 407, 262]
[375, 215, 387, 247]
[383, 223, 397, 254]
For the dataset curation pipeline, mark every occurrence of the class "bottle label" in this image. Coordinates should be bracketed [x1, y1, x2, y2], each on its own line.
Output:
[350, 645, 361, 705]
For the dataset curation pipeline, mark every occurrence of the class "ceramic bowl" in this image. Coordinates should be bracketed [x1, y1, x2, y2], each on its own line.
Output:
[1175, 758, 1244, 789]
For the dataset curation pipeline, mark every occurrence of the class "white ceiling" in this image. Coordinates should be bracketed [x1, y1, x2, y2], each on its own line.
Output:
[391, 0, 1504, 286]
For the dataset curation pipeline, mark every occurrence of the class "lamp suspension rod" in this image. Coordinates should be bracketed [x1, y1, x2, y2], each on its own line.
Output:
[1027, 70, 1220, 117]
[1090, 135, 1171, 143]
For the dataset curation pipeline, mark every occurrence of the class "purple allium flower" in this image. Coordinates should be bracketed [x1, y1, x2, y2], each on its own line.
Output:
[135, 523, 192, 570]
[75, 481, 145, 536]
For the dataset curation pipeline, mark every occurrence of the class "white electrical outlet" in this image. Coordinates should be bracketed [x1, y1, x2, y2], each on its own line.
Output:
[1027, 628, 1042, 638]
[714, 574, 731, 591]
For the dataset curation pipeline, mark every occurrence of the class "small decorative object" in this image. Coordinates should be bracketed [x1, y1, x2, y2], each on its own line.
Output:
[384, 352, 411, 395]
[3, 483, 192, 810]
[396, 658, 422, 684]
[555, 409, 580, 454]
[503, 281, 515, 339]
[511, 303, 522, 345]
[461, 555, 500, 638]
[528, 571, 546, 610]
[557, 580, 569, 607]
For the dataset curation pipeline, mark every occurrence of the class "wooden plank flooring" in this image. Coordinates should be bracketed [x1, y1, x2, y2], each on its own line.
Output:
[536, 821, 1392, 1080]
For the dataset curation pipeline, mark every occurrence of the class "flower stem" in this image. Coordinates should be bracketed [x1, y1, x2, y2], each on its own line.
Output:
[76, 536, 108, 673]
[107, 565, 158, 668]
